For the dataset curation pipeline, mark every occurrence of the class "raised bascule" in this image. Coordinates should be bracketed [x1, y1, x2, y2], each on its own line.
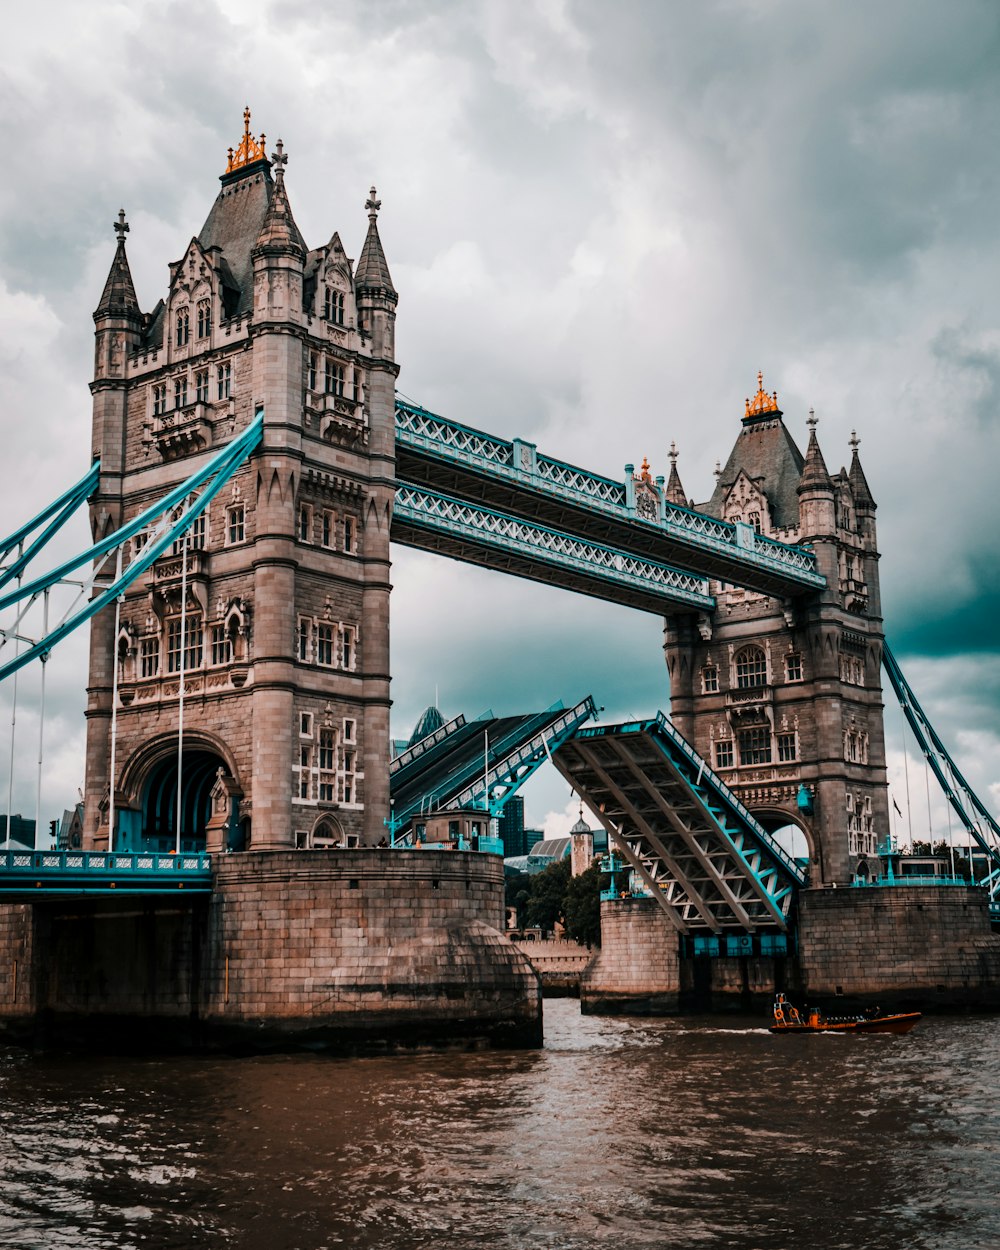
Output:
[0, 114, 998, 1049]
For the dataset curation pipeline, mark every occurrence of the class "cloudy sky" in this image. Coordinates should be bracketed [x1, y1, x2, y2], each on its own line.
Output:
[1, 0, 998, 843]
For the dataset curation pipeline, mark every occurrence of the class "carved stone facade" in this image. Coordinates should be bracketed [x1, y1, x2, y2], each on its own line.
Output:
[662, 377, 887, 884]
[85, 115, 397, 852]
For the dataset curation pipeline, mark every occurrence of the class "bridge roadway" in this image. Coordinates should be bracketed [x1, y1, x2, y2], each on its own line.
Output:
[394, 400, 826, 601]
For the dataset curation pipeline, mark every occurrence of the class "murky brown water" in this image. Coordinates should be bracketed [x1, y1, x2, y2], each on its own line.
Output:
[0, 1000, 997, 1249]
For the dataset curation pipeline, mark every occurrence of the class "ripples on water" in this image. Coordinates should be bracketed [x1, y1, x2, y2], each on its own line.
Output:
[0, 1002, 997, 1249]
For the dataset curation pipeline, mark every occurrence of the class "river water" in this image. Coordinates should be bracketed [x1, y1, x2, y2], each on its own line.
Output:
[0, 999, 997, 1249]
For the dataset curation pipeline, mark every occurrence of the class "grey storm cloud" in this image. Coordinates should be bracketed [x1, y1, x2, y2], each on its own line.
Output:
[0, 0, 998, 831]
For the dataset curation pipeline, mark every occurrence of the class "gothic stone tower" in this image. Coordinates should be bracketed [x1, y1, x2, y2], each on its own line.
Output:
[85, 112, 397, 852]
[660, 375, 887, 885]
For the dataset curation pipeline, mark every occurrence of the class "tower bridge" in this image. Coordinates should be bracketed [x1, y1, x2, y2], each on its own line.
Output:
[0, 114, 998, 1048]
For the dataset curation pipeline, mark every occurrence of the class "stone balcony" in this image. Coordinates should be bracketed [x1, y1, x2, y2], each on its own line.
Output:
[314, 393, 366, 445]
[154, 403, 214, 460]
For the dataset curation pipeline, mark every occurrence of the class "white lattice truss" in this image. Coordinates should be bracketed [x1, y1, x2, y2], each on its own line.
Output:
[394, 485, 713, 610]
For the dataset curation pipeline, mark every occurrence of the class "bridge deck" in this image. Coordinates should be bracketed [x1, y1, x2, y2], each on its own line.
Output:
[395, 400, 824, 600]
[553, 713, 805, 933]
[0, 850, 213, 898]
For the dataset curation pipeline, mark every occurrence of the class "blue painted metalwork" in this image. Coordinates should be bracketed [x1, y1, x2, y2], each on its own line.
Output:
[0, 461, 101, 593]
[393, 484, 714, 613]
[0, 849, 212, 896]
[0, 411, 264, 681]
[554, 712, 806, 933]
[882, 642, 1000, 902]
[395, 398, 825, 594]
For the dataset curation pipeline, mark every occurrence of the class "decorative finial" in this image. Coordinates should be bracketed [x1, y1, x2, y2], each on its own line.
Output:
[639, 455, 652, 483]
[272, 139, 288, 182]
[714, 459, 721, 479]
[668, 441, 678, 466]
[807, 407, 818, 431]
[225, 107, 268, 174]
[744, 370, 781, 420]
[114, 209, 129, 242]
[849, 428, 860, 451]
[366, 185, 381, 220]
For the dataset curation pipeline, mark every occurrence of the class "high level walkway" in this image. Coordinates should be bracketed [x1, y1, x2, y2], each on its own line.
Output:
[395, 399, 825, 600]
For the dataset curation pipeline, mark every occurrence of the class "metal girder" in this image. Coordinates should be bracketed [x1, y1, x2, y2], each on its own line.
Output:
[0, 411, 263, 681]
[394, 398, 825, 598]
[883, 642, 1000, 896]
[553, 713, 805, 933]
[0, 849, 212, 898]
[393, 484, 714, 615]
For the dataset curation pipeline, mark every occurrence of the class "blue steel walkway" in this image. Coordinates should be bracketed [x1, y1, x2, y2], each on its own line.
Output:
[0, 850, 212, 898]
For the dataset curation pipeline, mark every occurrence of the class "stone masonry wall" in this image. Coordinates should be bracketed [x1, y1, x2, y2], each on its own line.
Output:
[202, 849, 540, 1048]
[0, 905, 34, 1025]
[580, 898, 680, 1014]
[798, 884, 1000, 1009]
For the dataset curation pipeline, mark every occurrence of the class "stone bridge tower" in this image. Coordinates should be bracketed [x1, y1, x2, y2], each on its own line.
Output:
[661, 375, 888, 884]
[84, 112, 397, 852]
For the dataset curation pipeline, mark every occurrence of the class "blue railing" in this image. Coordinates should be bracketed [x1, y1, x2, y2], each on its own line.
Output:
[0, 849, 213, 894]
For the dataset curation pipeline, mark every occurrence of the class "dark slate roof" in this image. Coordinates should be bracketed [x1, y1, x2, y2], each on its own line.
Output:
[198, 161, 274, 316]
[253, 172, 306, 259]
[702, 417, 806, 530]
[355, 217, 396, 295]
[95, 237, 141, 320]
[849, 447, 876, 509]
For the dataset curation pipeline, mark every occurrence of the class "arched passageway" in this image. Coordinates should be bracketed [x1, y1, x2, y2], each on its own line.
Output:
[141, 749, 231, 853]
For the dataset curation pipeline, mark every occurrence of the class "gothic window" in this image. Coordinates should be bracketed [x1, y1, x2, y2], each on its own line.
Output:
[298, 503, 313, 542]
[210, 624, 233, 667]
[702, 665, 719, 693]
[747, 511, 762, 534]
[195, 369, 209, 403]
[343, 515, 357, 554]
[166, 616, 203, 674]
[217, 363, 232, 400]
[324, 358, 345, 396]
[322, 510, 336, 548]
[317, 624, 335, 667]
[175, 307, 190, 347]
[319, 727, 337, 801]
[172, 511, 206, 556]
[308, 352, 317, 392]
[299, 745, 312, 800]
[738, 726, 772, 766]
[227, 505, 245, 545]
[324, 287, 345, 324]
[343, 749, 357, 804]
[152, 384, 167, 416]
[196, 300, 212, 339]
[133, 531, 148, 557]
[785, 653, 803, 682]
[300, 712, 313, 737]
[344, 718, 356, 743]
[714, 739, 734, 769]
[734, 645, 767, 689]
[297, 618, 313, 662]
[777, 732, 798, 762]
[840, 655, 864, 685]
[173, 376, 188, 409]
[139, 636, 159, 679]
[342, 625, 357, 670]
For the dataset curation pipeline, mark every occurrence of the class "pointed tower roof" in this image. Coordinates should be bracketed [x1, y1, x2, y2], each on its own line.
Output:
[94, 210, 141, 321]
[703, 372, 805, 528]
[355, 186, 396, 297]
[197, 109, 275, 315]
[252, 138, 306, 260]
[664, 442, 687, 506]
[797, 409, 834, 495]
[848, 430, 876, 510]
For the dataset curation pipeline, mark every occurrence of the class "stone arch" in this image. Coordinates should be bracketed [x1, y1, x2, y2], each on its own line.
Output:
[117, 729, 243, 853]
[751, 805, 815, 870]
[309, 812, 345, 849]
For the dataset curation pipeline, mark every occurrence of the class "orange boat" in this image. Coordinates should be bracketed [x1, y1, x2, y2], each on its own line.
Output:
[769, 992, 921, 1034]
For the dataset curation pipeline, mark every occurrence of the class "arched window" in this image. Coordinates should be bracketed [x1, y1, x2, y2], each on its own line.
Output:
[175, 307, 190, 347]
[734, 645, 767, 689]
[197, 300, 212, 338]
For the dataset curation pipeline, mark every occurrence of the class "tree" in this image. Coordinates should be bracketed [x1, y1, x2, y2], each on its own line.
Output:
[564, 862, 602, 947]
[504, 870, 532, 927]
[524, 858, 571, 932]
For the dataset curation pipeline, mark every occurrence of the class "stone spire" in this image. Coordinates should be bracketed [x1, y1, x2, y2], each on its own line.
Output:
[355, 186, 397, 298]
[664, 442, 687, 506]
[94, 210, 141, 321]
[252, 139, 306, 259]
[848, 430, 876, 511]
[797, 409, 833, 496]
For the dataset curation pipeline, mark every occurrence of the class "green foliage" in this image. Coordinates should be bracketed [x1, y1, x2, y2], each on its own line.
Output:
[524, 858, 571, 932]
[564, 862, 602, 947]
[504, 870, 532, 927]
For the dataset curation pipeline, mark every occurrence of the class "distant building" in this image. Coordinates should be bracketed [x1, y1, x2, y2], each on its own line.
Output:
[0, 815, 35, 849]
[498, 796, 530, 857]
[57, 804, 84, 850]
[504, 835, 572, 876]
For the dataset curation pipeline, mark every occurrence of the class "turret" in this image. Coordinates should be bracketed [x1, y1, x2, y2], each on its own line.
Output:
[251, 138, 306, 325]
[664, 442, 688, 507]
[355, 187, 397, 364]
